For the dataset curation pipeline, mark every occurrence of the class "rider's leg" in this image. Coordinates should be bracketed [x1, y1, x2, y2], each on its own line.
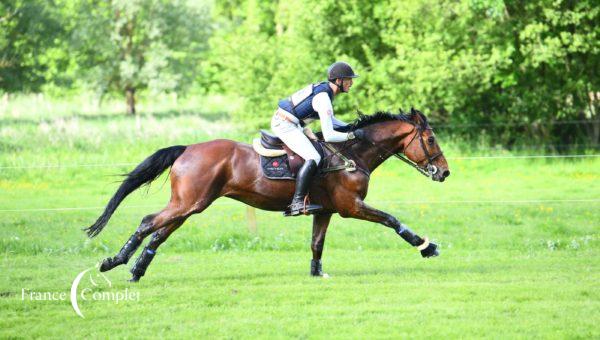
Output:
[286, 159, 322, 215]
[271, 116, 322, 215]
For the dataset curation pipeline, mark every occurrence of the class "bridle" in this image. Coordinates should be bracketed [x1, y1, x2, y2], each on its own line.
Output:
[368, 123, 444, 178]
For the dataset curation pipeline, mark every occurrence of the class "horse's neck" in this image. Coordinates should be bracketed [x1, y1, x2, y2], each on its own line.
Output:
[351, 122, 414, 172]
[351, 141, 392, 172]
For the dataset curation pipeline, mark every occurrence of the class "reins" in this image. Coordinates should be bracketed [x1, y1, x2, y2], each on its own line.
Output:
[319, 120, 443, 178]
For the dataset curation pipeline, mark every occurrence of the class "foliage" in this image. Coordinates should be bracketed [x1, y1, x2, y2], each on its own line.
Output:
[1, 0, 211, 113]
[0, 0, 599, 142]
[0, 0, 66, 91]
[204, 0, 599, 144]
[70, 1, 209, 95]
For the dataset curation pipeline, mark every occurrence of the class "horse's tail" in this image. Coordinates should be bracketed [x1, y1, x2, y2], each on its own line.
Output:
[84, 145, 187, 238]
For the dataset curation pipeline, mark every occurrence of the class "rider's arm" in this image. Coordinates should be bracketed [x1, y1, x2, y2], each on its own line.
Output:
[312, 92, 351, 142]
[331, 115, 349, 130]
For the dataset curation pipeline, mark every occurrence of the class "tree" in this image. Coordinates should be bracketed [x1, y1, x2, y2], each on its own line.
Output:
[0, 0, 65, 92]
[65, 0, 211, 114]
[515, 0, 600, 144]
[204, 0, 599, 145]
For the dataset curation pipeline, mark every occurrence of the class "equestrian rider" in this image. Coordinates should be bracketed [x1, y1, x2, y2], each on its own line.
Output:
[272, 61, 364, 216]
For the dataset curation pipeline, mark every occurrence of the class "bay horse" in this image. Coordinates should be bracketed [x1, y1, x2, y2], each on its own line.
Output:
[85, 108, 450, 281]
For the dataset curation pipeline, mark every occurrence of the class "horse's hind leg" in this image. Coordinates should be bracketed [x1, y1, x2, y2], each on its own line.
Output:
[128, 219, 185, 282]
[127, 190, 221, 281]
[100, 200, 196, 272]
[101, 154, 225, 275]
[99, 213, 159, 272]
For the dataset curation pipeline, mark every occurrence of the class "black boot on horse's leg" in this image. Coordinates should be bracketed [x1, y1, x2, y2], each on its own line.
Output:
[396, 224, 439, 258]
[129, 246, 156, 282]
[100, 234, 142, 272]
[311, 259, 323, 276]
[285, 160, 322, 216]
[128, 222, 184, 282]
[100, 213, 158, 272]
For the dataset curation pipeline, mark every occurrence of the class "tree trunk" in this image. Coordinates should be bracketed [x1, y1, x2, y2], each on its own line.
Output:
[126, 87, 136, 115]
[591, 91, 599, 145]
[583, 87, 599, 145]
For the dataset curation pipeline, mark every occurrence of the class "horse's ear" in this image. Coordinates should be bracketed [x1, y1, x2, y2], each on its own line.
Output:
[411, 109, 425, 126]
[414, 111, 429, 128]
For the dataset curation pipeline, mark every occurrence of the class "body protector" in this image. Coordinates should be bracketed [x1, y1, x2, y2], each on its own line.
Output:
[278, 82, 334, 126]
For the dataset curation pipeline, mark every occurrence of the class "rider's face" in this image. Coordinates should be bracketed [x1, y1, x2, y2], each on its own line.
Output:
[338, 78, 354, 92]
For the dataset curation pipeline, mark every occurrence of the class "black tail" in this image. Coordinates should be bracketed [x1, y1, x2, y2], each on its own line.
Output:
[84, 145, 187, 238]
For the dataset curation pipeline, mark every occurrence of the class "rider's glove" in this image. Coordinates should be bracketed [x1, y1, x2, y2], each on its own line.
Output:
[348, 129, 366, 141]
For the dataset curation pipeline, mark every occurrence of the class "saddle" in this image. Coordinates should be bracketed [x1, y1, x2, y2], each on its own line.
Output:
[253, 130, 323, 179]
[252, 129, 356, 180]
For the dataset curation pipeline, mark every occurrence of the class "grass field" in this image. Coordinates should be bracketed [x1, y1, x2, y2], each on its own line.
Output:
[1, 101, 599, 338]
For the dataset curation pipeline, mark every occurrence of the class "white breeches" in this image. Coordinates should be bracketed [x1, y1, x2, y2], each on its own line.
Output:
[271, 111, 321, 165]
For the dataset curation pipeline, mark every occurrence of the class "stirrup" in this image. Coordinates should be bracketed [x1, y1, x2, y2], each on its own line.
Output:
[284, 196, 322, 217]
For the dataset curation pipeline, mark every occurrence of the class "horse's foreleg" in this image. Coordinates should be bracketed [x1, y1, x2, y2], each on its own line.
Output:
[311, 213, 332, 277]
[343, 200, 439, 257]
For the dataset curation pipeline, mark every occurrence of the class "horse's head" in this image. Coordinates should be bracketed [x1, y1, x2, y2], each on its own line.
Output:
[401, 108, 450, 182]
[348, 108, 450, 182]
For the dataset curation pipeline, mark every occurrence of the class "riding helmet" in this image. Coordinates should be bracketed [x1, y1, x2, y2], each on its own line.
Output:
[327, 61, 359, 81]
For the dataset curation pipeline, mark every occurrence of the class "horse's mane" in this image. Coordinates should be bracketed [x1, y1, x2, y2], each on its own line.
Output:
[335, 109, 429, 132]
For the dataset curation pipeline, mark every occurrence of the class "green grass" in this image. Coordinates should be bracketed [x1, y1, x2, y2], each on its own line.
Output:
[2, 250, 598, 338]
[1, 98, 599, 338]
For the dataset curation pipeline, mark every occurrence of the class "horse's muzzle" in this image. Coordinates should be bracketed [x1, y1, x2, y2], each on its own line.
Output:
[432, 168, 450, 182]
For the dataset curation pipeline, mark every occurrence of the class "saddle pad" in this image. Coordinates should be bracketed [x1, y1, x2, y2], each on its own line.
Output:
[260, 155, 295, 180]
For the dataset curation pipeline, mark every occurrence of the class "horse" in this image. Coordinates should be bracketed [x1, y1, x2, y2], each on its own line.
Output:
[84, 108, 450, 281]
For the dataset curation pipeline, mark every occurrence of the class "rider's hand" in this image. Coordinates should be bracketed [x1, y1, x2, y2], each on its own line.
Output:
[348, 129, 366, 141]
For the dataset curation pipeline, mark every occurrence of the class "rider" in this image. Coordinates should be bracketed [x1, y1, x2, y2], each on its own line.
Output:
[272, 61, 364, 216]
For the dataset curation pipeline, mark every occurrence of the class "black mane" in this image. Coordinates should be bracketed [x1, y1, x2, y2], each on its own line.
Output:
[335, 109, 429, 132]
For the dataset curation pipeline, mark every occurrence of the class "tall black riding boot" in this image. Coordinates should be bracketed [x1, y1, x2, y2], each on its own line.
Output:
[284, 160, 322, 216]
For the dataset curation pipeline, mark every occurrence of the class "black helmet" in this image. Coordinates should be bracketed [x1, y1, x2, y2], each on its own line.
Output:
[327, 61, 359, 81]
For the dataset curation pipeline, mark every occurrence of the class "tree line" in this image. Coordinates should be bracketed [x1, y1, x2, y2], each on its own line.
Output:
[1, 0, 598, 145]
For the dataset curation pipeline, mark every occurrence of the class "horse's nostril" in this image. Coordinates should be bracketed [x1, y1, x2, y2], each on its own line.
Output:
[443, 170, 450, 178]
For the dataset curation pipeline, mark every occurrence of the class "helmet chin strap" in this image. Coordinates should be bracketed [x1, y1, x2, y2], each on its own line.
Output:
[333, 79, 346, 93]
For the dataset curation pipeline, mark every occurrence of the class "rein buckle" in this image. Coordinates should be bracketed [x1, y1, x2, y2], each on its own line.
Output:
[346, 160, 356, 172]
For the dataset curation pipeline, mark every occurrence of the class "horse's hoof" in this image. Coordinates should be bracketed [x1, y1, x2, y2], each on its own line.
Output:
[128, 275, 141, 282]
[311, 272, 330, 278]
[99, 258, 114, 272]
[420, 242, 439, 258]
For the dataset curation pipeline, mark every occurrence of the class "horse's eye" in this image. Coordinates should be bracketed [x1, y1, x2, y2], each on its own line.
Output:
[427, 136, 435, 145]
